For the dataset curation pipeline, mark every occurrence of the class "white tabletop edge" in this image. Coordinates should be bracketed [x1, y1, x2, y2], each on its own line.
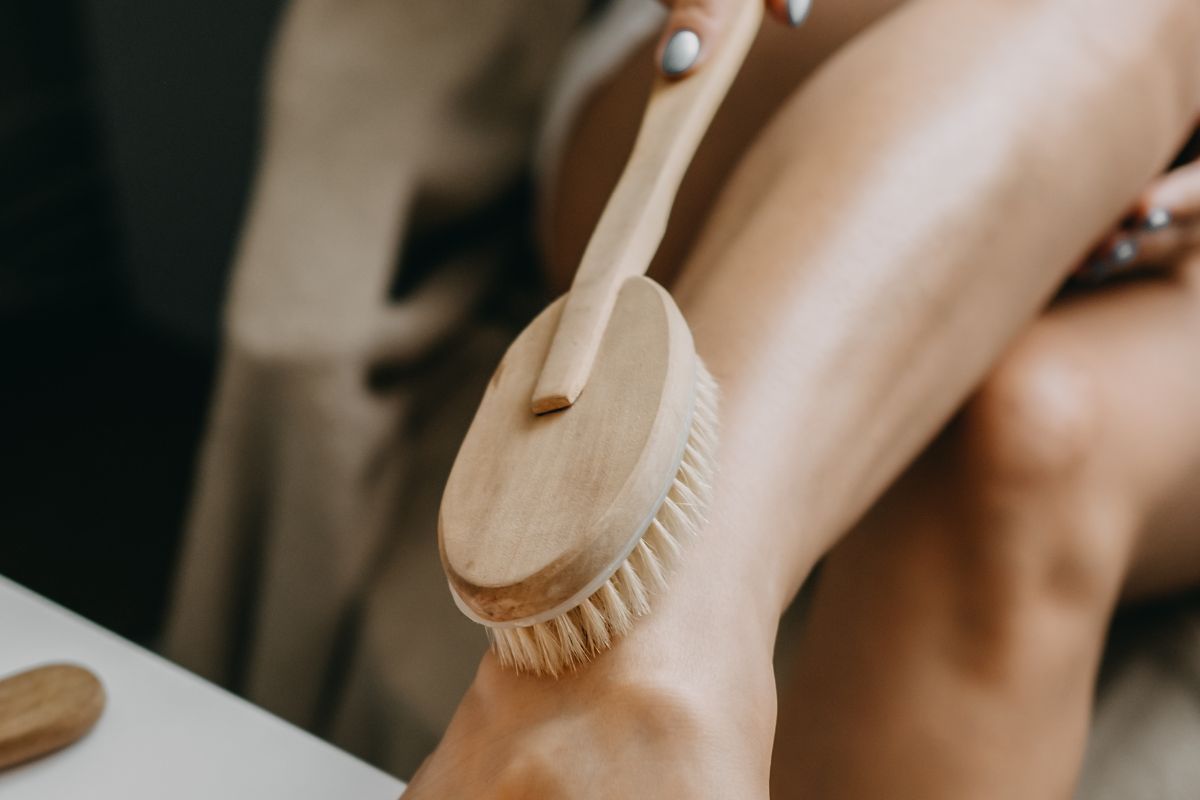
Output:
[0, 574, 407, 799]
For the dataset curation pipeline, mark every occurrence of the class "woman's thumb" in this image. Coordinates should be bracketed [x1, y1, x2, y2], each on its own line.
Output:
[655, 0, 812, 78]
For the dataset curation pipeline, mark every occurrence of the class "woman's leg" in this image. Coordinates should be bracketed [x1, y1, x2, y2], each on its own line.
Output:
[407, 1, 1200, 795]
[557, 0, 1200, 618]
[772, 257, 1200, 798]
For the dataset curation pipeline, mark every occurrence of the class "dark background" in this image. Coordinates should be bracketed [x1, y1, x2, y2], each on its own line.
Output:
[0, 0, 281, 644]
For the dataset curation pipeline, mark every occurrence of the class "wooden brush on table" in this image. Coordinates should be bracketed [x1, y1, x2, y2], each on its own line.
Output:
[0, 663, 105, 770]
[439, 1, 761, 676]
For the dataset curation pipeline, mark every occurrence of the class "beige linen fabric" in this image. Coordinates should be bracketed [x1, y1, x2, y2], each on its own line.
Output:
[1077, 603, 1200, 799]
[164, 0, 583, 776]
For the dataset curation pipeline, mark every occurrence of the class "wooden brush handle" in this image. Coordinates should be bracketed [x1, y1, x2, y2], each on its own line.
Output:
[530, 1, 762, 414]
[0, 663, 106, 771]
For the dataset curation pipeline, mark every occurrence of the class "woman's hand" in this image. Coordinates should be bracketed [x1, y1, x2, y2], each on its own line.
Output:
[655, 0, 811, 77]
[1080, 135, 1200, 280]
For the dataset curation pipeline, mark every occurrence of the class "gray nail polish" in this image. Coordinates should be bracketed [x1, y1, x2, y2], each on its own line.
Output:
[1143, 207, 1173, 231]
[1080, 237, 1139, 283]
[1111, 236, 1139, 265]
[662, 29, 700, 75]
[786, 0, 813, 26]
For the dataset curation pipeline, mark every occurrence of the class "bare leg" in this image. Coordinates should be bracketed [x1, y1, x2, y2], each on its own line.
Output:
[407, 1, 1200, 795]
[773, 258, 1200, 798]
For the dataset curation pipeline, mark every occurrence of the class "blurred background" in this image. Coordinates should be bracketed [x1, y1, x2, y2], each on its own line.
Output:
[1, 0, 587, 776]
[1, 0, 281, 643]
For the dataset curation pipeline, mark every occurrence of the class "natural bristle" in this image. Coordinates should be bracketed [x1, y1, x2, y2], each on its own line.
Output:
[490, 360, 719, 677]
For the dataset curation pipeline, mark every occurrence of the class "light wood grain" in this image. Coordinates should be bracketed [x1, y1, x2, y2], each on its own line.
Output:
[530, 0, 762, 413]
[0, 663, 105, 771]
[440, 277, 697, 624]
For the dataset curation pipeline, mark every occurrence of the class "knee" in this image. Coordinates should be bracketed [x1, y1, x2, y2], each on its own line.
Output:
[958, 336, 1099, 487]
[941, 337, 1133, 617]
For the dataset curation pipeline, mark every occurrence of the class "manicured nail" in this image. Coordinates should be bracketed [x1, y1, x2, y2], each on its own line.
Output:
[786, 0, 814, 26]
[662, 29, 701, 76]
[1142, 207, 1173, 231]
[1111, 236, 1139, 265]
[1079, 237, 1139, 282]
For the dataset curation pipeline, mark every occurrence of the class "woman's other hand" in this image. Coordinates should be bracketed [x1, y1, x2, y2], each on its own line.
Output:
[1080, 132, 1200, 280]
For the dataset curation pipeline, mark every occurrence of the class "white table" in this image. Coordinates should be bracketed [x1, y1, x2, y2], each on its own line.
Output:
[0, 576, 406, 798]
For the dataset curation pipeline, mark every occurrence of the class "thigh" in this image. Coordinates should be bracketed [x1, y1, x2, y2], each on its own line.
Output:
[541, 0, 910, 291]
[771, 260, 1200, 799]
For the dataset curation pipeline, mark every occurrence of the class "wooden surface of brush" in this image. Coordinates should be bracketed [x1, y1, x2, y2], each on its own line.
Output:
[0, 663, 105, 771]
[438, 0, 758, 675]
[440, 278, 716, 673]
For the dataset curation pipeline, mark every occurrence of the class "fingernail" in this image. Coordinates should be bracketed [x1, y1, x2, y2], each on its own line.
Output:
[786, 0, 814, 26]
[1111, 236, 1139, 265]
[662, 29, 701, 76]
[1142, 207, 1173, 231]
[1079, 237, 1138, 282]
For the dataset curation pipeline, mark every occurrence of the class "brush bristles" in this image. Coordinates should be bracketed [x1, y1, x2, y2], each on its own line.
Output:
[490, 360, 719, 677]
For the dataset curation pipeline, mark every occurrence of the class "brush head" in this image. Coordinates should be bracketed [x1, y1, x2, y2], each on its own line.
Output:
[439, 276, 717, 676]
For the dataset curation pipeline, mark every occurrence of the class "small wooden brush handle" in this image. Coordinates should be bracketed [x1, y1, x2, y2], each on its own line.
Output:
[530, 1, 762, 414]
[0, 663, 106, 771]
